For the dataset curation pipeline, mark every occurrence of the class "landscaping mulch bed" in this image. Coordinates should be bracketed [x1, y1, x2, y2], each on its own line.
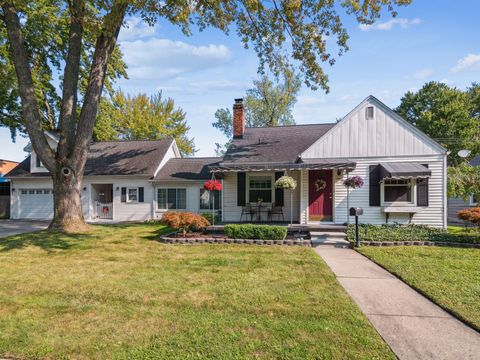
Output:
[358, 240, 480, 248]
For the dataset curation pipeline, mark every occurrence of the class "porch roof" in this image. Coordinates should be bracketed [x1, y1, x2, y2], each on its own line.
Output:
[209, 158, 356, 172]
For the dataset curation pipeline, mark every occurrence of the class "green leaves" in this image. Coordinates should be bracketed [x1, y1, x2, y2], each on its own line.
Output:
[448, 162, 480, 201]
[212, 70, 301, 153]
[396, 82, 480, 166]
[93, 90, 196, 156]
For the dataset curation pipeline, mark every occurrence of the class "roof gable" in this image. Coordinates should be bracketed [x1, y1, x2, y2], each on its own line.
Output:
[301, 95, 447, 159]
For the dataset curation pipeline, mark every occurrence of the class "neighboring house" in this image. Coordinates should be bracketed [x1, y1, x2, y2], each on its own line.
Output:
[0, 159, 19, 218]
[6, 95, 448, 228]
[447, 156, 479, 224]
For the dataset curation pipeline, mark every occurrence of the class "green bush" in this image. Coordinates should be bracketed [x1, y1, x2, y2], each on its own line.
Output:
[347, 223, 480, 244]
[224, 224, 287, 240]
[200, 212, 221, 225]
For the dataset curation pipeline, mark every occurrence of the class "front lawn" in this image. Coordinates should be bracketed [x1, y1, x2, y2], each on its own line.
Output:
[0, 223, 393, 359]
[358, 246, 480, 331]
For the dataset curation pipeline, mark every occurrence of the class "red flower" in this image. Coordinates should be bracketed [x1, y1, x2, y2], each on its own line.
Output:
[203, 179, 222, 191]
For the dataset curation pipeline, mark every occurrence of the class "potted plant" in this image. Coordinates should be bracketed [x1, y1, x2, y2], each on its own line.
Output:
[275, 175, 297, 225]
[203, 179, 222, 226]
[343, 175, 364, 223]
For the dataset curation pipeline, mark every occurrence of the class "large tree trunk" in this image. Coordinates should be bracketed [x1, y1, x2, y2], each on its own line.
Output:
[50, 166, 87, 232]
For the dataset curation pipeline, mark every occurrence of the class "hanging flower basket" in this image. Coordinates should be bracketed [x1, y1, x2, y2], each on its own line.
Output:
[203, 179, 222, 191]
[343, 176, 364, 189]
[275, 176, 297, 190]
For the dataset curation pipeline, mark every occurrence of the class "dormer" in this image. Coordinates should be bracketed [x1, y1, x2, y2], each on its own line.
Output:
[24, 131, 59, 174]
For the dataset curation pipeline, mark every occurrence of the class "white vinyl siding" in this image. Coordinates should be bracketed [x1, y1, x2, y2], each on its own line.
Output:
[331, 156, 445, 227]
[301, 99, 443, 159]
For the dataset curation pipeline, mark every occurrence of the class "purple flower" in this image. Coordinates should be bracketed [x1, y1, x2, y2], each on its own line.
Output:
[343, 176, 364, 189]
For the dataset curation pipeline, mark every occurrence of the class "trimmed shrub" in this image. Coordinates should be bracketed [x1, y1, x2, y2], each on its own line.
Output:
[200, 212, 221, 225]
[457, 207, 480, 228]
[224, 224, 287, 240]
[347, 223, 480, 244]
[161, 212, 210, 236]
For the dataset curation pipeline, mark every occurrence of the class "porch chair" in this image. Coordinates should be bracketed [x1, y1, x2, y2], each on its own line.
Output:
[240, 203, 255, 222]
[268, 203, 284, 222]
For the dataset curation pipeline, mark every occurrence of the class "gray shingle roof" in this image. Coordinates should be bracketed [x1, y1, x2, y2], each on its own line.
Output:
[154, 157, 222, 181]
[7, 139, 173, 177]
[221, 124, 335, 165]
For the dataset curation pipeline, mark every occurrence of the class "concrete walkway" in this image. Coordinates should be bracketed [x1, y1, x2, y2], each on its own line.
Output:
[314, 241, 480, 360]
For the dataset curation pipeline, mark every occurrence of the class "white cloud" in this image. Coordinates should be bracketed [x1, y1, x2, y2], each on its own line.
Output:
[413, 68, 434, 80]
[120, 38, 232, 82]
[359, 18, 421, 31]
[296, 95, 327, 106]
[119, 17, 158, 41]
[451, 53, 480, 73]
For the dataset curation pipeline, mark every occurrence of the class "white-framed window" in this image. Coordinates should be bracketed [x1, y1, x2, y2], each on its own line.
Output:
[157, 188, 186, 210]
[248, 175, 273, 203]
[470, 194, 478, 206]
[126, 187, 138, 203]
[381, 179, 416, 205]
[200, 189, 221, 210]
[20, 188, 52, 195]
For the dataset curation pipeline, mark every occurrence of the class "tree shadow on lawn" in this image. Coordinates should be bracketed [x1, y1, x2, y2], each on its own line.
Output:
[0, 230, 90, 253]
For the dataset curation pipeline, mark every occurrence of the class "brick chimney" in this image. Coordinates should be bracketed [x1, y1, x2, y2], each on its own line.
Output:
[233, 98, 245, 139]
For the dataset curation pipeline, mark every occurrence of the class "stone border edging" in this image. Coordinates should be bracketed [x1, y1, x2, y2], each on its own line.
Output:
[356, 240, 480, 248]
[159, 236, 311, 247]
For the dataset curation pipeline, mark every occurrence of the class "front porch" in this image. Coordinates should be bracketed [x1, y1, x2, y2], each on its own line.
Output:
[215, 164, 353, 225]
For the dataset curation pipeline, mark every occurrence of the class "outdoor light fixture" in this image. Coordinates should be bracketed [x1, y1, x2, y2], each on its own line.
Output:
[116, 186, 120, 191]
[83, 187, 87, 191]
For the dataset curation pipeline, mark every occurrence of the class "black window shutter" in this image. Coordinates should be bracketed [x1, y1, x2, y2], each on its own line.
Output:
[139, 187, 144, 202]
[237, 172, 246, 206]
[369, 165, 381, 206]
[274, 171, 284, 206]
[121, 187, 126, 203]
[417, 164, 429, 207]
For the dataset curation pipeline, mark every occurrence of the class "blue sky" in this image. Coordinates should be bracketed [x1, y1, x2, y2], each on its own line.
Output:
[2, 0, 479, 162]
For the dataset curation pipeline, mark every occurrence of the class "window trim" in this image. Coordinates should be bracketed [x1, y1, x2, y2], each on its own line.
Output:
[366, 106, 374, 120]
[126, 187, 139, 203]
[199, 188, 222, 210]
[470, 194, 478, 206]
[380, 179, 416, 206]
[156, 187, 187, 210]
[247, 173, 274, 203]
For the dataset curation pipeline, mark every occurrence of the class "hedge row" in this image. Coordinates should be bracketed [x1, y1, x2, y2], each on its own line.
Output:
[347, 224, 480, 244]
[224, 224, 287, 240]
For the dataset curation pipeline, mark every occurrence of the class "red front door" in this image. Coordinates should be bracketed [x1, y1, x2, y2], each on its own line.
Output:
[308, 170, 333, 222]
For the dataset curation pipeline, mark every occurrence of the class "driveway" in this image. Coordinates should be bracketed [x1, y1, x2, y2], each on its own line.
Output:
[0, 220, 49, 238]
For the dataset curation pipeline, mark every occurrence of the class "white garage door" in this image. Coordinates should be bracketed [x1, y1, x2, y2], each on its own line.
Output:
[19, 189, 54, 219]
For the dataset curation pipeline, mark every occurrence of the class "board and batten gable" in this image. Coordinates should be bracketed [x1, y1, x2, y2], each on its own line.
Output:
[300, 96, 448, 228]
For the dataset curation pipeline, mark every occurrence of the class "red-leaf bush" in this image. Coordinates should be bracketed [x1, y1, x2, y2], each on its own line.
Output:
[203, 179, 222, 191]
[457, 207, 480, 228]
[161, 212, 210, 236]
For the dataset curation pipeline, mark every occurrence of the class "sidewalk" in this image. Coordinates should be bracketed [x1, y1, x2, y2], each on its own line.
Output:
[314, 242, 480, 360]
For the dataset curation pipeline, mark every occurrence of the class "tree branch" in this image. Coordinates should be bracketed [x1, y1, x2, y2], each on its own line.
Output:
[1, 2, 55, 170]
[57, 0, 85, 160]
[72, 2, 127, 170]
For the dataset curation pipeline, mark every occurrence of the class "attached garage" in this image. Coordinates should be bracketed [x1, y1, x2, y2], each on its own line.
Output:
[18, 188, 53, 219]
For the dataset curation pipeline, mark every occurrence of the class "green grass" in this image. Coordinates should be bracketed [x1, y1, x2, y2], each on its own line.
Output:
[0, 223, 393, 359]
[358, 246, 480, 331]
[448, 225, 479, 236]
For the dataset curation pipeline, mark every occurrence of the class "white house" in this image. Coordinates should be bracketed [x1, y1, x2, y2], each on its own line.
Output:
[6, 96, 448, 227]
